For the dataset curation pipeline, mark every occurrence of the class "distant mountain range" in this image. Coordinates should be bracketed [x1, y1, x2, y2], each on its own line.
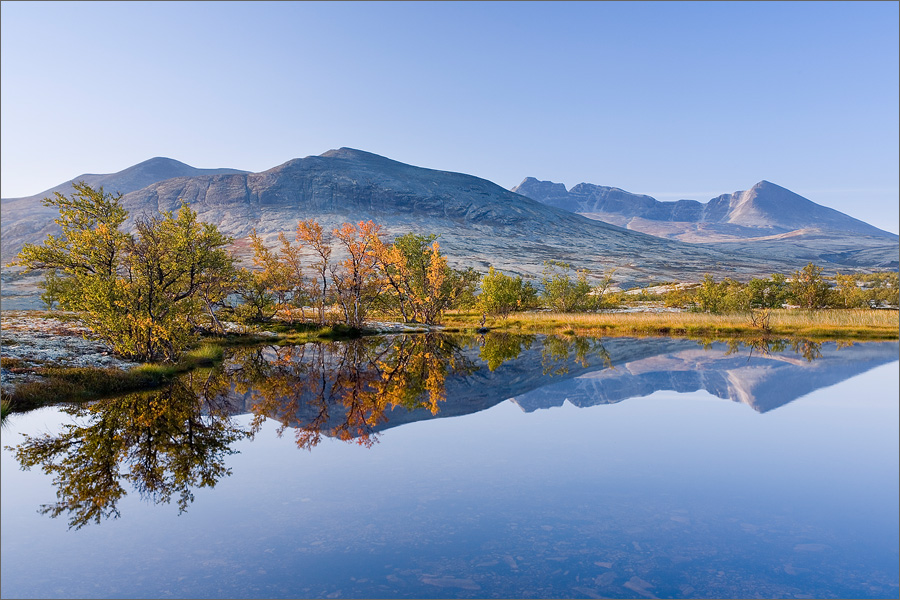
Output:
[2, 150, 896, 289]
[512, 178, 898, 269]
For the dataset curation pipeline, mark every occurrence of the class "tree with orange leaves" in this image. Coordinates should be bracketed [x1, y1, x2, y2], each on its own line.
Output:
[330, 220, 384, 328]
[372, 232, 478, 325]
[295, 219, 333, 325]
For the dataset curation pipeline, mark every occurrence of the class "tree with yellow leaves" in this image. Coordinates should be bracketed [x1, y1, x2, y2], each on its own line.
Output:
[15, 182, 234, 362]
[331, 220, 384, 328]
[373, 232, 479, 325]
[295, 219, 333, 325]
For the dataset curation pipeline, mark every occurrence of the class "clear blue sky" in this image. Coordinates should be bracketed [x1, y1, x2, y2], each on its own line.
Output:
[2, 1, 898, 233]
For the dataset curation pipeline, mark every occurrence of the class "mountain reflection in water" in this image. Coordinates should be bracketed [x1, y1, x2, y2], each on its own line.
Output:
[8, 334, 897, 528]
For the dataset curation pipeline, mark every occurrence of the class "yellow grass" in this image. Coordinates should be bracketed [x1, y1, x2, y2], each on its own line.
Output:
[443, 309, 899, 340]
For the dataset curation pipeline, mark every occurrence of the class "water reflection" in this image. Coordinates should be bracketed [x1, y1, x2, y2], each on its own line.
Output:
[10, 371, 249, 529]
[236, 335, 478, 449]
[6, 334, 898, 528]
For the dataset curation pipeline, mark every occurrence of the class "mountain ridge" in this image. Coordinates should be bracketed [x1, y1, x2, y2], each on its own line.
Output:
[2, 150, 893, 286]
[512, 177, 896, 238]
[512, 176, 898, 269]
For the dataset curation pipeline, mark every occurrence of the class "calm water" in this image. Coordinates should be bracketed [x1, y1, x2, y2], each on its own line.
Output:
[2, 335, 898, 599]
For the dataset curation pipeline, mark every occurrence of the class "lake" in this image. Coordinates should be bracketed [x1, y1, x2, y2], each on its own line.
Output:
[2, 334, 898, 599]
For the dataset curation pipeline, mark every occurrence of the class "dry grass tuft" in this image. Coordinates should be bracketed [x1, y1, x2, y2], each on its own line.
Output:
[444, 309, 898, 340]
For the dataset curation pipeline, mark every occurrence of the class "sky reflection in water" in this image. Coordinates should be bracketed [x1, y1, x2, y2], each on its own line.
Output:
[2, 334, 898, 599]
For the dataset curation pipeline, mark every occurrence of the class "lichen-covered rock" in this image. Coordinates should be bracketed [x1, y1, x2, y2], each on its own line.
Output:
[0, 311, 140, 391]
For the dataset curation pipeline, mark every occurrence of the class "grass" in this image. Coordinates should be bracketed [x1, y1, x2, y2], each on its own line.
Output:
[442, 308, 899, 340]
[3, 342, 229, 414]
[0, 322, 374, 416]
[3, 307, 895, 417]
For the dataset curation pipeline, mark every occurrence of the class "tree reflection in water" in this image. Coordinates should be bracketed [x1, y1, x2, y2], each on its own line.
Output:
[719, 337, 824, 362]
[7, 332, 824, 528]
[238, 334, 478, 450]
[10, 371, 249, 529]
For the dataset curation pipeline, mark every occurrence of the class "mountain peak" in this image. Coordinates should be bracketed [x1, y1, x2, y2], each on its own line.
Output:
[319, 147, 391, 162]
[136, 156, 190, 167]
[750, 180, 787, 193]
[514, 175, 897, 243]
[511, 177, 569, 203]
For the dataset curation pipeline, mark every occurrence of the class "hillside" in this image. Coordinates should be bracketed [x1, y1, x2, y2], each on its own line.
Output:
[512, 178, 899, 269]
[1, 157, 246, 262]
[1, 150, 877, 293]
[112, 148, 798, 284]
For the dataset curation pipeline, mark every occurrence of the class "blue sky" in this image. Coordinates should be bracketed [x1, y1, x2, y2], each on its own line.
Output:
[2, 1, 898, 233]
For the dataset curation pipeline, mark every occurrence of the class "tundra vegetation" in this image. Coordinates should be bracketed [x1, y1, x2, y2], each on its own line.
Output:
[7, 183, 899, 384]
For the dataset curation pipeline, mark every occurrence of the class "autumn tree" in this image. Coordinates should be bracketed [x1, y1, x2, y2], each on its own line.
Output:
[234, 230, 308, 323]
[331, 220, 383, 328]
[372, 232, 478, 325]
[295, 219, 333, 325]
[14, 181, 128, 315]
[118, 205, 234, 360]
[14, 183, 236, 362]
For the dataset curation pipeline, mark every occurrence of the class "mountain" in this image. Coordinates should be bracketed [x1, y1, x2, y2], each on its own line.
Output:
[512, 178, 899, 269]
[1, 148, 808, 287]
[1, 157, 247, 262]
[4, 149, 891, 291]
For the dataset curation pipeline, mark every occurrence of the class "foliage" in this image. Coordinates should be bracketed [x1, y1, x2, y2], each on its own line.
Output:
[539, 261, 617, 312]
[7, 372, 250, 529]
[537, 261, 585, 312]
[663, 286, 696, 309]
[15, 181, 128, 311]
[698, 272, 790, 313]
[477, 267, 538, 318]
[232, 265, 278, 323]
[117, 206, 234, 360]
[696, 273, 726, 313]
[372, 232, 478, 324]
[295, 219, 333, 325]
[790, 262, 831, 309]
[478, 333, 535, 371]
[14, 183, 235, 361]
[233, 230, 310, 324]
[331, 221, 384, 328]
[745, 273, 790, 309]
[834, 271, 899, 308]
[833, 273, 867, 309]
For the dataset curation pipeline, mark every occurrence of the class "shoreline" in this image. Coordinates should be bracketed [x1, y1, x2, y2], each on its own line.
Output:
[2, 307, 897, 417]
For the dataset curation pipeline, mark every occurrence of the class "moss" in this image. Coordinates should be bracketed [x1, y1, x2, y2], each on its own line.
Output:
[183, 344, 224, 366]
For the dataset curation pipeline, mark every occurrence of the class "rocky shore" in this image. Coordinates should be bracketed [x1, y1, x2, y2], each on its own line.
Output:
[1, 311, 140, 392]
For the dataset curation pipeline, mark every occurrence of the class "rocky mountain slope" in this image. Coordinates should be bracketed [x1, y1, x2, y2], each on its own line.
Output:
[513, 178, 898, 269]
[2, 149, 806, 287]
[1, 157, 247, 262]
